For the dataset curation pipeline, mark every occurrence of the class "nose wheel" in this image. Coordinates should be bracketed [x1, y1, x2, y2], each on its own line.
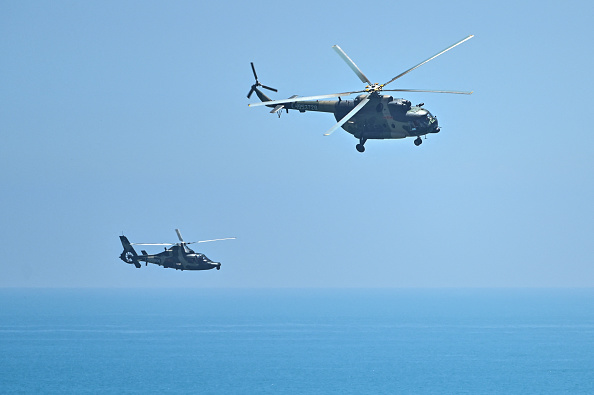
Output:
[356, 138, 367, 153]
[414, 137, 423, 146]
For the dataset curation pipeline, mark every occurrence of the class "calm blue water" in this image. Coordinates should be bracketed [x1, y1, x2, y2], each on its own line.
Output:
[0, 288, 592, 394]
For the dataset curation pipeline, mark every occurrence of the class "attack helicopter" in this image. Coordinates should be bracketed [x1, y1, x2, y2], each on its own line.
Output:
[119, 229, 235, 271]
[248, 35, 474, 152]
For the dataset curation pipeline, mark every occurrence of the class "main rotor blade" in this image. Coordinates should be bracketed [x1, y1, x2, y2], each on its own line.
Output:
[324, 96, 370, 136]
[132, 243, 173, 246]
[247, 86, 255, 98]
[175, 229, 184, 242]
[248, 91, 365, 107]
[382, 89, 473, 95]
[332, 45, 371, 85]
[382, 35, 474, 88]
[186, 237, 237, 244]
[131, 237, 237, 246]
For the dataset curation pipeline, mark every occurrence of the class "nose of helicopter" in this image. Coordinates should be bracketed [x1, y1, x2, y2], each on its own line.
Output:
[432, 118, 440, 133]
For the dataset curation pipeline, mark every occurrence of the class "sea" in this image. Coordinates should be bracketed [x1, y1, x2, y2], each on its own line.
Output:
[0, 288, 592, 394]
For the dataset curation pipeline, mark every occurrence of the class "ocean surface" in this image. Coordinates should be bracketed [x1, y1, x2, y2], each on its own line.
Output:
[0, 288, 592, 394]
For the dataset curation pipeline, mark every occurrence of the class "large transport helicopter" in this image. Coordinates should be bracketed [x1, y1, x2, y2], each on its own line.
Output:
[248, 35, 473, 152]
[119, 229, 235, 271]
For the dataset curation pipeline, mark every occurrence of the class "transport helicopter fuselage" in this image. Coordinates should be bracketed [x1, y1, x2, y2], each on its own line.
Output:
[248, 35, 473, 152]
[252, 88, 440, 149]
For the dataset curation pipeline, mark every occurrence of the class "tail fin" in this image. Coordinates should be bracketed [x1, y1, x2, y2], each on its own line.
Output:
[119, 236, 141, 268]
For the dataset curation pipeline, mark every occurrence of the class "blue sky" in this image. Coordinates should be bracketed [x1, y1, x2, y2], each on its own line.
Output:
[1, 0, 592, 287]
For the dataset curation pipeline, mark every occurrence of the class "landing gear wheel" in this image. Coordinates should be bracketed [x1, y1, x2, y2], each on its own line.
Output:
[414, 137, 423, 146]
[356, 144, 365, 153]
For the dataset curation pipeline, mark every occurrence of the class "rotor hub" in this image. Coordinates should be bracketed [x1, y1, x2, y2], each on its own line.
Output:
[364, 83, 383, 93]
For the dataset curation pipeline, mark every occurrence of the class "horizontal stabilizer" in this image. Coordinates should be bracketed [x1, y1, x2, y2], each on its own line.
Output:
[270, 95, 297, 113]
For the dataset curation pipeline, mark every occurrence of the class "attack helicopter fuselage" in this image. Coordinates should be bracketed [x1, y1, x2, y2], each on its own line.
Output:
[118, 230, 232, 271]
[134, 244, 221, 271]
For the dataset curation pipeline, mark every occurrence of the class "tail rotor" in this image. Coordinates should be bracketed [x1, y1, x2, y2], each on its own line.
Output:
[247, 62, 277, 98]
[119, 235, 141, 268]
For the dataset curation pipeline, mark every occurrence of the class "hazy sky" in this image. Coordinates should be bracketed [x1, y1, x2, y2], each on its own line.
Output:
[1, 1, 592, 287]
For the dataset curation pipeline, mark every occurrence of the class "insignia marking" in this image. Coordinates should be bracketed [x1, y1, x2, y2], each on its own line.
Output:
[294, 103, 318, 111]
